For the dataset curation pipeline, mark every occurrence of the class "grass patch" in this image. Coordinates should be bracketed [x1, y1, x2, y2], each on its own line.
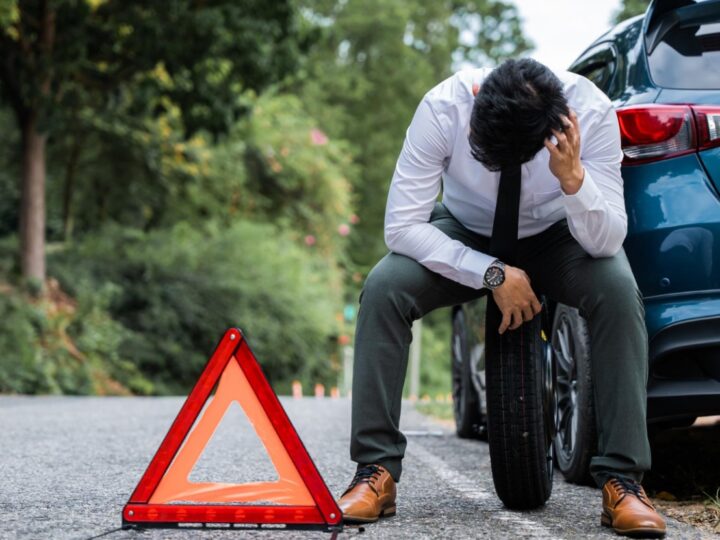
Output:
[704, 488, 720, 512]
[645, 424, 720, 535]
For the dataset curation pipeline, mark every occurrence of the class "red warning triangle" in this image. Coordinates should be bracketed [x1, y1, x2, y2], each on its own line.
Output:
[122, 328, 343, 531]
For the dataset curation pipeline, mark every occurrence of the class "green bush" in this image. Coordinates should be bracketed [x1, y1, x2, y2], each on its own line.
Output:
[69, 283, 152, 395]
[397, 307, 453, 400]
[0, 278, 141, 395]
[49, 220, 343, 394]
[0, 292, 53, 393]
[419, 308, 453, 398]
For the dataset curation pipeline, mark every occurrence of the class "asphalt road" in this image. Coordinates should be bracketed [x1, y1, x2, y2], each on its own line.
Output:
[0, 396, 710, 539]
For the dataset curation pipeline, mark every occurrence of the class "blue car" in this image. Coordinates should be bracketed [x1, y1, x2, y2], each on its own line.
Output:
[451, 0, 720, 486]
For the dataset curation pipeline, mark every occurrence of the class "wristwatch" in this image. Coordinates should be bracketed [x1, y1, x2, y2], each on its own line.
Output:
[483, 259, 506, 290]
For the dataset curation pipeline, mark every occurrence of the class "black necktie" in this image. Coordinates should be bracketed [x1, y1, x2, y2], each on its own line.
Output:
[486, 163, 522, 335]
[488, 164, 522, 265]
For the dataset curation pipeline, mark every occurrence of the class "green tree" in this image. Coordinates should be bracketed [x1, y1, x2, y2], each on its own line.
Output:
[612, 0, 650, 24]
[0, 0, 299, 288]
[239, 92, 356, 248]
[294, 0, 533, 274]
[47, 220, 346, 394]
[37, 88, 356, 252]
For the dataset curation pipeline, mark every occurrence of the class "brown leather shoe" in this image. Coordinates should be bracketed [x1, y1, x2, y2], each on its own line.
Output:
[337, 464, 397, 523]
[601, 476, 666, 537]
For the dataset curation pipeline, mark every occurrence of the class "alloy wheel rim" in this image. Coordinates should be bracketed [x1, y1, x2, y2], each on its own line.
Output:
[552, 313, 579, 465]
[542, 324, 557, 482]
[451, 318, 465, 424]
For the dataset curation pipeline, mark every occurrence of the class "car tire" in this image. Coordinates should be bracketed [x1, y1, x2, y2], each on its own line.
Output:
[484, 295, 554, 510]
[551, 303, 596, 486]
[451, 309, 483, 439]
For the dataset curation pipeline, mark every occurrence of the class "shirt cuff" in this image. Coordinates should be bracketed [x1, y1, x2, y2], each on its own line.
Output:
[561, 167, 602, 214]
[458, 249, 498, 289]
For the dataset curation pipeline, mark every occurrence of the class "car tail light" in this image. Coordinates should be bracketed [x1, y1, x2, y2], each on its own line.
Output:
[616, 104, 720, 165]
[693, 106, 720, 151]
[616, 105, 696, 164]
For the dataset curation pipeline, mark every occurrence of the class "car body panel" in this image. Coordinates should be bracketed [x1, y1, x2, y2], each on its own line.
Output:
[644, 295, 720, 346]
[571, 17, 661, 106]
[454, 1, 720, 432]
[568, 2, 720, 423]
[656, 88, 720, 105]
[697, 147, 720, 195]
[647, 377, 720, 420]
[621, 154, 720, 300]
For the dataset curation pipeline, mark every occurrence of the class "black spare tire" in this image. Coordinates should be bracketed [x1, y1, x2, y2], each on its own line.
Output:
[484, 294, 555, 510]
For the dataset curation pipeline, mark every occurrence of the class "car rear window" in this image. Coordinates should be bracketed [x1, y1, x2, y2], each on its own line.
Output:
[648, 21, 720, 89]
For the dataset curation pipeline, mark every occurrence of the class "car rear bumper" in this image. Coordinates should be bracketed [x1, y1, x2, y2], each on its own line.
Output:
[647, 378, 720, 422]
[644, 293, 720, 420]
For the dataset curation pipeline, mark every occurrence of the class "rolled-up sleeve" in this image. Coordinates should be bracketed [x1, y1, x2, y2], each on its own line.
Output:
[561, 98, 628, 257]
[384, 96, 496, 289]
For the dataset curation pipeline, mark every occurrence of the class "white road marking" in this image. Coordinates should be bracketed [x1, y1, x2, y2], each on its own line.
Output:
[409, 443, 492, 501]
[409, 442, 558, 538]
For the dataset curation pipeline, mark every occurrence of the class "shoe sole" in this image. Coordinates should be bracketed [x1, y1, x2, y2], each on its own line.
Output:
[601, 511, 666, 538]
[342, 504, 397, 524]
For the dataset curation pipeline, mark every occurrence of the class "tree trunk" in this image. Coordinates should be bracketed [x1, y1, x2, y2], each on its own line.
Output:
[62, 137, 82, 241]
[19, 112, 47, 286]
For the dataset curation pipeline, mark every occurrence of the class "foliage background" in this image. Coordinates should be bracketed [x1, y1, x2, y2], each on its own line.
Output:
[0, 0, 646, 396]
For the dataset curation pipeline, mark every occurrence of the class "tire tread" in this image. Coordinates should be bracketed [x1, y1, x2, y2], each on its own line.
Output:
[485, 297, 553, 509]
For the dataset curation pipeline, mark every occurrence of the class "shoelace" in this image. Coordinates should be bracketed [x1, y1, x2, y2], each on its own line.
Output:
[342, 464, 382, 497]
[609, 476, 652, 508]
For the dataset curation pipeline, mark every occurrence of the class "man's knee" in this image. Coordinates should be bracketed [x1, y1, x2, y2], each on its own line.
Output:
[360, 253, 429, 308]
[583, 255, 644, 320]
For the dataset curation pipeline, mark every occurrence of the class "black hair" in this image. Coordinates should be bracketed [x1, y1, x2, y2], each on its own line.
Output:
[468, 57, 570, 171]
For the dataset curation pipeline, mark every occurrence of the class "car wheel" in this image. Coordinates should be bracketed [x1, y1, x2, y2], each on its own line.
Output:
[484, 295, 555, 509]
[451, 309, 483, 439]
[551, 303, 596, 486]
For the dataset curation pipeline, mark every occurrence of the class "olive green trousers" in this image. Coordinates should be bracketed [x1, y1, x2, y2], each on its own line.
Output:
[350, 202, 651, 489]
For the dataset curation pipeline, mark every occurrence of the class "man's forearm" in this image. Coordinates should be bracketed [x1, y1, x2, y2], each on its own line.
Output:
[385, 221, 496, 290]
[548, 109, 628, 258]
[561, 166, 627, 257]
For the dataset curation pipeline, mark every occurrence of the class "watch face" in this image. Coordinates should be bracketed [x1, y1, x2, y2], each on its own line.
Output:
[485, 266, 505, 288]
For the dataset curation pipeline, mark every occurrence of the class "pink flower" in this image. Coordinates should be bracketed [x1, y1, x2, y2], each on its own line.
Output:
[349, 214, 360, 224]
[310, 128, 329, 146]
[304, 235, 316, 246]
[338, 224, 350, 236]
[268, 157, 282, 173]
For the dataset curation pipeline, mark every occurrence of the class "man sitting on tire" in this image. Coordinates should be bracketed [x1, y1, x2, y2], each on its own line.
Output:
[336, 58, 666, 538]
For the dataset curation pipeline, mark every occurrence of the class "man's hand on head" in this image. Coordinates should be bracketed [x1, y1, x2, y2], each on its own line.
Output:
[544, 108, 585, 195]
[492, 265, 542, 334]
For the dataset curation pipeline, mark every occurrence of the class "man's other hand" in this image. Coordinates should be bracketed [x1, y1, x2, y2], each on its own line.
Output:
[491, 265, 542, 334]
[544, 109, 585, 195]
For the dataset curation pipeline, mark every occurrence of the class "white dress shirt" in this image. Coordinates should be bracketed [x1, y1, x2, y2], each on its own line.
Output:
[384, 66, 627, 290]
